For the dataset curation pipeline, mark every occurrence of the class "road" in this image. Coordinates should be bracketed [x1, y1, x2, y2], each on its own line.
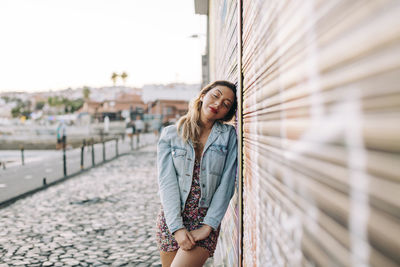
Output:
[0, 133, 156, 206]
[0, 145, 162, 266]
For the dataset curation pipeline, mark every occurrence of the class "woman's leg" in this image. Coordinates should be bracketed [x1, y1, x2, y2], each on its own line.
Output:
[160, 250, 178, 267]
[170, 246, 209, 267]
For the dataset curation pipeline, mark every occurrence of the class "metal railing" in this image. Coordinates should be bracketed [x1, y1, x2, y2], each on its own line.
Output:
[0, 132, 158, 207]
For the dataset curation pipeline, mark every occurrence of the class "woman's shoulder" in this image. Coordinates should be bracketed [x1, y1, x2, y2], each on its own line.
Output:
[218, 122, 236, 135]
[163, 124, 177, 133]
[160, 124, 179, 139]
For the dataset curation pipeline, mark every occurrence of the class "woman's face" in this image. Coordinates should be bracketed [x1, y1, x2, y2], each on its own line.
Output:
[200, 85, 235, 122]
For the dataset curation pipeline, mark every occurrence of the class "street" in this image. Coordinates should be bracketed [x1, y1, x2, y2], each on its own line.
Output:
[0, 145, 162, 266]
[0, 134, 154, 205]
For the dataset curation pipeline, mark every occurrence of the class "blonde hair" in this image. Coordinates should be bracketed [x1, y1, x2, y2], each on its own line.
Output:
[176, 80, 237, 148]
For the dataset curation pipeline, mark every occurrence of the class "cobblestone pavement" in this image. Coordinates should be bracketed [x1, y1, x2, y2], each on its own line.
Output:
[0, 145, 162, 266]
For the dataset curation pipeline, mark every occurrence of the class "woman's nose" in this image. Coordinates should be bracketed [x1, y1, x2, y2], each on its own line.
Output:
[215, 99, 223, 108]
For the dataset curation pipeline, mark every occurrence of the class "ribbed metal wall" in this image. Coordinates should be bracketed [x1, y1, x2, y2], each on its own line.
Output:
[208, 0, 240, 266]
[209, 0, 238, 84]
[241, 0, 400, 266]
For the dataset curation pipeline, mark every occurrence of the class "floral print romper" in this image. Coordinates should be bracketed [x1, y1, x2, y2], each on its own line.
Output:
[156, 159, 220, 257]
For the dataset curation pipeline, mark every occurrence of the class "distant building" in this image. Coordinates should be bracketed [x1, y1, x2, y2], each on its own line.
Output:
[142, 83, 199, 103]
[142, 83, 200, 124]
[0, 104, 13, 118]
[88, 86, 142, 102]
[78, 92, 145, 122]
[148, 99, 189, 124]
[79, 100, 102, 116]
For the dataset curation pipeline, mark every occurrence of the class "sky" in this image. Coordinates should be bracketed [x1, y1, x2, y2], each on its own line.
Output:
[0, 0, 207, 92]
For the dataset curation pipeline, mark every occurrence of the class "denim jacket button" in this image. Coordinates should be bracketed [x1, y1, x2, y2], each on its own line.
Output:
[201, 184, 205, 188]
[186, 174, 190, 176]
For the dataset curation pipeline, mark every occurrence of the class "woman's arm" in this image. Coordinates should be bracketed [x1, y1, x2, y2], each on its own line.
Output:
[174, 228, 196, 250]
[202, 127, 238, 230]
[157, 126, 185, 234]
[189, 225, 213, 241]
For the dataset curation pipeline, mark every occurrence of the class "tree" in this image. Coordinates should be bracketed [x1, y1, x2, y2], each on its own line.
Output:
[48, 96, 62, 106]
[11, 106, 21, 118]
[111, 72, 119, 86]
[11, 100, 31, 118]
[70, 99, 84, 113]
[83, 86, 91, 99]
[121, 72, 128, 85]
[35, 101, 45, 110]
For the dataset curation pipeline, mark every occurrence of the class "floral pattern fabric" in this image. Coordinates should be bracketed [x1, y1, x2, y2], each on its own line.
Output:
[156, 159, 220, 257]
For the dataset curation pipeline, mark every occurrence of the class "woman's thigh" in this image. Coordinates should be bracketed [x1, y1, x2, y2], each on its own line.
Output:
[171, 246, 209, 267]
[160, 250, 178, 267]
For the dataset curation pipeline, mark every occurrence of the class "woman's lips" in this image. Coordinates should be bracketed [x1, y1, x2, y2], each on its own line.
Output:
[209, 106, 218, 114]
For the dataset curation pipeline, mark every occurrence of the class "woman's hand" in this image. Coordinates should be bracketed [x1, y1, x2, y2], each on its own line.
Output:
[173, 228, 195, 250]
[190, 225, 213, 242]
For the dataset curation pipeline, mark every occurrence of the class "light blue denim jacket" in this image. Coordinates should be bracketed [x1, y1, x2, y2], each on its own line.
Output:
[157, 121, 238, 234]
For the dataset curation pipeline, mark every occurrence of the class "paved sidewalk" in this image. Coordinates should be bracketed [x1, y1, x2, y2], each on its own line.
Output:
[0, 145, 161, 266]
[0, 133, 157, 207]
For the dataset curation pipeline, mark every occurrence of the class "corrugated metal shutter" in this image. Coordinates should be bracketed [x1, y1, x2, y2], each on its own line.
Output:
[241, 0, 400, 266]
[209, 0, 238, 83]
[208, 0, 241, 266]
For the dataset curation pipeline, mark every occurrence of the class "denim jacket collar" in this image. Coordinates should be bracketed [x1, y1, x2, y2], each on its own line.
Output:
[188, 120, 227, 150]
[203, 121, 225, 153]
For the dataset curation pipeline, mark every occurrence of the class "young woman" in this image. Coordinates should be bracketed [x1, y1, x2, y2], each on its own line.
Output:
[156, 81, 238, 267]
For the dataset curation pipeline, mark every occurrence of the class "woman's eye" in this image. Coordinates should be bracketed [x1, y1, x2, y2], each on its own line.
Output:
[224, 103, 229, 108]
[212, 94, 218, 98]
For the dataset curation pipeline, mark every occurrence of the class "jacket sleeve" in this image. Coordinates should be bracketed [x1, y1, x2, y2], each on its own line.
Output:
[157, 126, 185, 234]
[203, 126, 238, 230]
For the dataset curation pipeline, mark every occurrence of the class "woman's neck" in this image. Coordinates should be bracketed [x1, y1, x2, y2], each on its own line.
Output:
[199, 114, 214, 130]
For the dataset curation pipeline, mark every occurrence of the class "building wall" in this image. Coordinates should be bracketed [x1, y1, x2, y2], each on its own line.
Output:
[152, 100, 189, 124]
[208, 0, 241, 266]
[208, 0, 400, 266]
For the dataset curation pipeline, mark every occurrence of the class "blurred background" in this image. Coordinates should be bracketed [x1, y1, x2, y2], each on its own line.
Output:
[1, 0, 400, 267]
[0, 0, 207, 162]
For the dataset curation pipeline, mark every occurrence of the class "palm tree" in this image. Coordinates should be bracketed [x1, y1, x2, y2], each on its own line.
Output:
[111, 72, 119, 86]
[121, 72, 128, 85]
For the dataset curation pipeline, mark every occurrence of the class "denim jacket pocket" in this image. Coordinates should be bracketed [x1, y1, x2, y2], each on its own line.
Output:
[171, 147, 186, 177]
[207, 145, 227, 176]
